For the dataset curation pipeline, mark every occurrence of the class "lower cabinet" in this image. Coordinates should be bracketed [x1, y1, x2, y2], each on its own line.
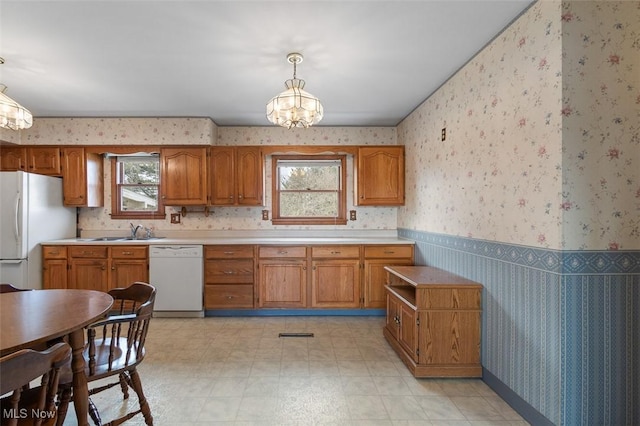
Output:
[258, 246, 307, 308]
[42, 245, 148, 292]
[204, 245, 255, 309]
[384, 265, 483, 378]
[311, 246, 360, 308]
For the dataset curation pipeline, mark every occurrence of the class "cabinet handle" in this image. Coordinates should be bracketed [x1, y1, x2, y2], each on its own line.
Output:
[49, 251, 59, 255]
[330, 251, 341, 255]
[239, 195, 243, 199]
[82, 251, 94, 255]
[227, 296, 234, 300]
[223, 251, 235, 255]
[278, 250, 288, 255]
[122, 251, 133, 255]
[229, 196, 233, 199]
[223, 270, 234, 275]
[101, 265, 106, 270]
[111, 266, 115, 270]
[384, 250, 395, 254]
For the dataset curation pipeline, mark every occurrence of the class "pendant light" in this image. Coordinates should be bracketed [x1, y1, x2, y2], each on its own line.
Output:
[266, 52, 323, 129]
[0, 58, 33, 130]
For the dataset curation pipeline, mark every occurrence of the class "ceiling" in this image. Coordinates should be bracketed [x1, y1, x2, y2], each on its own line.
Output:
[0, 1, 534, 127]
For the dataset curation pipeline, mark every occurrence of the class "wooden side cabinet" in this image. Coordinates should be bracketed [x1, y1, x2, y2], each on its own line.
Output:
[354, 146, 404, 206]
[210, 146, 263, 206]
[161, 147, 208, 205]
[61, 147, 104, 207]
[204, 245, 255, 309]
[383, 266, 483, 378]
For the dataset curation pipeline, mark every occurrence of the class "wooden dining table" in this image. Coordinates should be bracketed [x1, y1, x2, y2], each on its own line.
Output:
[0, 289, 114, 426]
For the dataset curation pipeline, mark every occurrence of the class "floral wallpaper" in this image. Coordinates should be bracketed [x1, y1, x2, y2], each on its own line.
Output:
[560, 1, 640, 250]
[397, 0, 638, 251]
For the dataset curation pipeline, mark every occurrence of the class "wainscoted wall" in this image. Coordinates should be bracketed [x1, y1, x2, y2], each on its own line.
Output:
[397, 1, 639, 424]
[399, 228, 639, 425]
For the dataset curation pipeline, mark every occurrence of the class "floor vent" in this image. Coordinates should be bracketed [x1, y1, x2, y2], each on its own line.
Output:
[278, 333, 314, 338]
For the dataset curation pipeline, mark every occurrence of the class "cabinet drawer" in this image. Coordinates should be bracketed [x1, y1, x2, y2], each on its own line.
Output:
[365, 245, 413, 259]
[205, 245, 254, 259]
[259, 246, 307, 258]
[111, 246, 147, 259]
[43, 246, 67, 259]
[205, 259, 254, 284]
[69, 246, 108, 258]
[205, 284, 254, 308]
[311, 246, 360, 259]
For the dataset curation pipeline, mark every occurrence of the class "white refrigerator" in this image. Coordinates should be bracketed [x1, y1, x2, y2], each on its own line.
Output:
[0, 171, 76, 289]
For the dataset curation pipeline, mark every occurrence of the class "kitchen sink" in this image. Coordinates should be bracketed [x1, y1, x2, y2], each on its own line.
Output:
[90, 236, 165, 241]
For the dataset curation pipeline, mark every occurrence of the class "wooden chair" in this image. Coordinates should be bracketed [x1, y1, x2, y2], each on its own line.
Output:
[0, 283, 31, 293]
[56, 282, 156, 426]
[0, 342, 72, 426]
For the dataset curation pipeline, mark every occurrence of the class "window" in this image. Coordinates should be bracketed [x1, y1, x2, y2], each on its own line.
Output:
[272, 155, 346, 225]
[110, 154, 165, 219]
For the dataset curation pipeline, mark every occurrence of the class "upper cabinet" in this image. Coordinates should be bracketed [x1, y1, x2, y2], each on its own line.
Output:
[0, 146, 27, 171]
[354, 146, 405, 206]
[61, 147, 103, 207]
[210, 146, 263, 206]
[160, 147, 209, 205]
[0, 146, 61, 175]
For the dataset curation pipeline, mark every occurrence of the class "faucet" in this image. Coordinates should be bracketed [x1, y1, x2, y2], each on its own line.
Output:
[130, 223, 143, 240]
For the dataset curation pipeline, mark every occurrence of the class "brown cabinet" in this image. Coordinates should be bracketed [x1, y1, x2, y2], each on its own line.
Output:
[42, 246, 68, 290]
[160, 147, 208, 205]
[0, 146, 27, 171]
[354, 146, 404, 206]
[210, 146, 263, 206]
[258, 246, 307, 308]
[384, 266, 482, 378]
[42, 245, 148, 292]
[311, 245, 360, 308]
[363, 245, 414, 308]
[1, 146, 61, 175]
[67, 246, 109, 292]
[61, 147, 103, 207]
[204, 245, 255, 309]
[110, 246, 148, 290]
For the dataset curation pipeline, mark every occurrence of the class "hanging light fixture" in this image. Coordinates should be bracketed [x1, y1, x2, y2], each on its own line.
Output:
[0, 58, 33, 130]
[266, 52, 323, 129]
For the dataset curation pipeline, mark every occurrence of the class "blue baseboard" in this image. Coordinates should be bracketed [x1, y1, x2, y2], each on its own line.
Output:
[205, 309, 386, 317]
[483, 367, 554, 426]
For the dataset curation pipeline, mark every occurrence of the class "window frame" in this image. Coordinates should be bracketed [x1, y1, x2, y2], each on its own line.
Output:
[271, 154, 347, 225]
[110, 155, 166, 220]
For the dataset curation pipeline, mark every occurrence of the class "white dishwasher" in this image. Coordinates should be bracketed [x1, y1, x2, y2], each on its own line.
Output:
[149, 245, 203, 317]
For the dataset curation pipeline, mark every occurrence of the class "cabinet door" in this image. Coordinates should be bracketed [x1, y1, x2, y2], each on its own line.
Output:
[311, 259, 360, 308]
[0, 147, 27, 171]
[110, 259, 148, 290]
[418, 311, 481, 367]
[68, 259, 109, 292]
[236, 146, 263, 206]
[258, 260, 306, 308]
[355, 146, 404, 206]
[398, 301, 418, 362]
[27, 147, 62, 176]
[209, 147, 235, 205]
[161, 147, 208, 205]
[61, 147, 103, 207]
[385, 293, 400, 340]
[43, 259, 68, 289]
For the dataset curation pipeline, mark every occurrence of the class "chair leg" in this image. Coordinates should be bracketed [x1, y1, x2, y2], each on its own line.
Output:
[55, 387, 72, 426]
[117, 373, 130, 400]
[88, 397, 102, 426]
[127, 369, 153, 426]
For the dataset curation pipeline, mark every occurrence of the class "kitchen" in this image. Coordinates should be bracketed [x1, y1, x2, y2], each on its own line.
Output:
[1, 1, 638, 425]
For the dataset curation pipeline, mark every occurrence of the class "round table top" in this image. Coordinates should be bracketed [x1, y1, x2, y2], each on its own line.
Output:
[0, 289, 114, 356]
